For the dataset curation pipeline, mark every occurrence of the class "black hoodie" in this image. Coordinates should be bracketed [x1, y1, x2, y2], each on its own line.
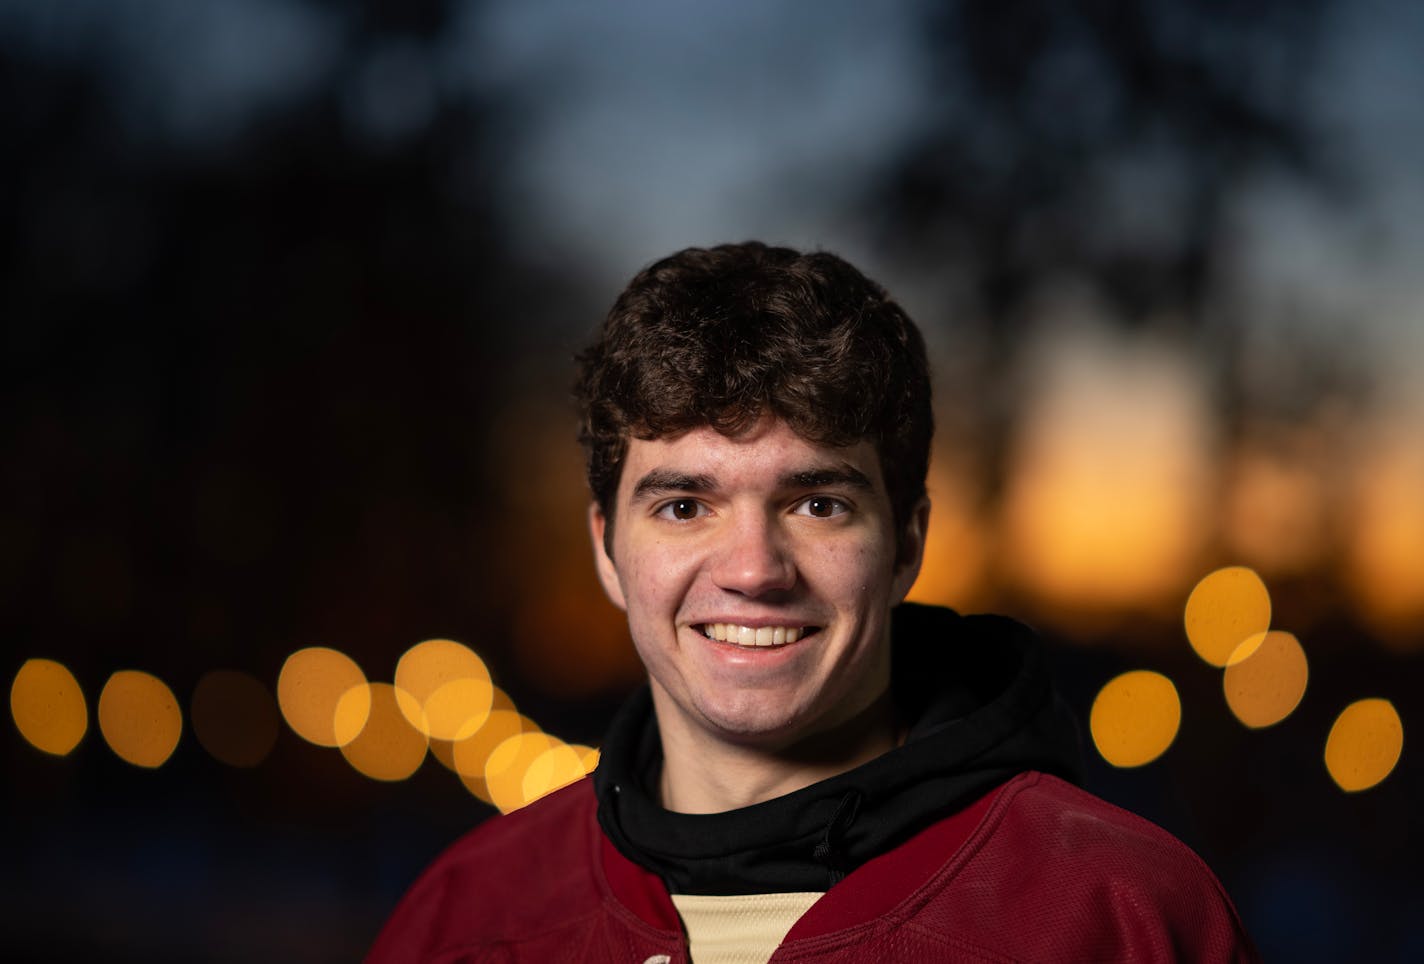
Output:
[594, 603, 1083, 895]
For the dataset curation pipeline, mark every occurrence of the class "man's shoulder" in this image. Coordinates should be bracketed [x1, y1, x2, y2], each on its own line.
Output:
[441, 776, 600, 868]
[926, 771, 1257, 962]
[366, 779, 608, 962]
[993, 771, 1230, 885]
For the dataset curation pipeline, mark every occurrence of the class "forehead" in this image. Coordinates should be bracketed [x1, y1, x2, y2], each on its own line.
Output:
[617, 419, 884, 498]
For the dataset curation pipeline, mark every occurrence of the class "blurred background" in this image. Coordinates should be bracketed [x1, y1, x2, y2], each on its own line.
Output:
[2, 0, 1421, 960]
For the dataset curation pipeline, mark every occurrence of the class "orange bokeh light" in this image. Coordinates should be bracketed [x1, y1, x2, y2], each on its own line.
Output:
[485, 731, 557, 813]
[338, 682, 428, 781]
[98, 670, 183, 768]
[1222, 631, 1308, 729]
[1090, 670, 1181, 768]
[10, 658, 88, 757]
[1325, 698, 1403, 792]
[522, 743, 589, 804]
[394, 639, 493, 741]
[277, 647, 368, 747]
[1184, 566, 1272, 668]
[429, 686, 517, 774]
[452, 708, 532, 802]
[191, 669, 280, 767]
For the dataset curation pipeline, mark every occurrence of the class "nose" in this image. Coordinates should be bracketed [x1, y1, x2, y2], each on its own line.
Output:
[709, 510, 796, 597]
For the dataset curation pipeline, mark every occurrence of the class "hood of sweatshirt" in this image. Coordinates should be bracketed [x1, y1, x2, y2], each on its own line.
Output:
[593, 603, 1082, 895]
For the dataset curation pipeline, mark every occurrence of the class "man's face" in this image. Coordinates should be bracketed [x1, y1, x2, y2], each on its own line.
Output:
[590, 416, 927, 753]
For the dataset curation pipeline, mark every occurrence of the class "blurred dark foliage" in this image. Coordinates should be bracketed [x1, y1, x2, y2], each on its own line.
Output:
[871, 0, 1358, 493]
[1, 3, 548, 690]
[0, 4, 604, 959]
[882, 0, 1329, 323]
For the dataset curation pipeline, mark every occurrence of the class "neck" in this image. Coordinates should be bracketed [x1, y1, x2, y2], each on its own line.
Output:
[654, 690, 900, 814]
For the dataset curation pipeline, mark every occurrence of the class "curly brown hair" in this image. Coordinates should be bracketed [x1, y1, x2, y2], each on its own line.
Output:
[574, 242, 933, 554]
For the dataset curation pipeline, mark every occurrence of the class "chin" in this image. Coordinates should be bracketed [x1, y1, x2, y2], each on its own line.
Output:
[697, 698, 815, 746]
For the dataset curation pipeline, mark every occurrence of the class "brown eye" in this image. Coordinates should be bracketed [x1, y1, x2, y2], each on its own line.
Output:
[799, 497, 845, 518]
[659, 499, 703, 521]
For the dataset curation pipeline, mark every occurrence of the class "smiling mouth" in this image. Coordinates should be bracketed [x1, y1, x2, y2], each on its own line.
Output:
[696, 624, 821, 648]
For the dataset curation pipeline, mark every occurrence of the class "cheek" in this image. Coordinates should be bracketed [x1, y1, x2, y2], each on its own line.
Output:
[809, 538, 894, 595]
[621, 540, 695, 610]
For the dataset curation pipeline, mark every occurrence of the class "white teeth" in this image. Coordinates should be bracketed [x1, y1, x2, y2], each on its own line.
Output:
[701, 624, 809, 647]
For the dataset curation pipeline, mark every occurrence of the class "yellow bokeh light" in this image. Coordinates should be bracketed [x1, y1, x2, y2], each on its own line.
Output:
[277, 647, 368, 747]
[430, 687, 517, 774]
[1325, 698, 1403, 792]
[1222, 631, 1308, 729]
[452, 709, 533, 803]
[522, 743, 589, 804]
[191, 669, 280, 767]
[1090, 670, 1181, 768]
[98, 670, 183, 768]
[332, 684, 379, 747]
[486, 731, 557, 813]
[339, 682, 428, 781]
[10, 658, 88, 757]
[1184, 566, 1272, 667]
[394, 639, 493, 741]
[423, 678, 494, 742]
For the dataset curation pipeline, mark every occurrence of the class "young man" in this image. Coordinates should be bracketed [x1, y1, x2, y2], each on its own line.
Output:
[369, 243, 1258, 962]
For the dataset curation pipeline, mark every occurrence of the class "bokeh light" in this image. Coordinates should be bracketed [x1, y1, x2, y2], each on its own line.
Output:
[485, 731, 556, 813]
[1090, 670, 1182, 768]
[10, 658, 88, 757]
[277, 647, 368, 747]
[1184, 566, 1272, 667]
[429, 686, 517, 773]
[1222, 631, 1309, 729]
[338, 683, 428, 781]
[191, 669, 280, 767]
[1325, 698, 1403, 792]
[452, 709, 534, 803]
[98, 670, 183, 768]
[393, 638, 493, 740]
[521, 742, 589, 804]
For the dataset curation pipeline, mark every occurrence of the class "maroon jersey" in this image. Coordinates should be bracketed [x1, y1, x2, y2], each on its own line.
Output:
[367, 772, 1258, 963]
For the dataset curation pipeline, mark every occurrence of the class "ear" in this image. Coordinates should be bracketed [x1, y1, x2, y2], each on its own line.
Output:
[588, 502, 627, 611]
[891, 497, 931, 603]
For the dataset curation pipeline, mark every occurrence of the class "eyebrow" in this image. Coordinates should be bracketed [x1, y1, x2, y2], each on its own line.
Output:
[631, 470, 717, 500]
[782, 465, 874, 491]
[629, 464, 873, 502]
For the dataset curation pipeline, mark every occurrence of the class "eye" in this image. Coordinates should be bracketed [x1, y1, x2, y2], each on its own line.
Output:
[795, 496, 847, 518]
[656, 498, 706, 521]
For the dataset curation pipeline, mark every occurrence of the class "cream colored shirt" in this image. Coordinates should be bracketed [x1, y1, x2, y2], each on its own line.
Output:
[670, 892, 824, 964]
